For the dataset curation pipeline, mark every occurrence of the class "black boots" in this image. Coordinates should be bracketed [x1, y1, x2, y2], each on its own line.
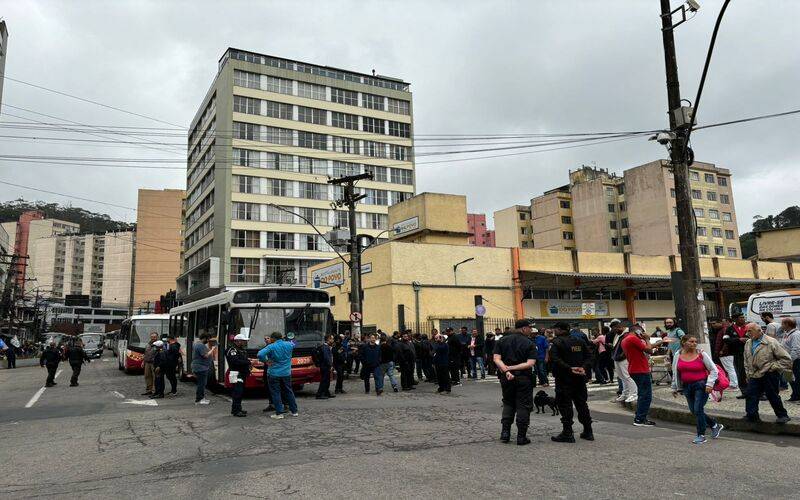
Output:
[551, 426, 576, 443]
[580, 425, 594, 441]
[516, 426, 531, 446]
[500, 425, 511, 443]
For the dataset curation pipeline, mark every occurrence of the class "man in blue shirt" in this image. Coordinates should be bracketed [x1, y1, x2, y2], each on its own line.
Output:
[533, 329, 550, 387]
[258, 332, 298, 419]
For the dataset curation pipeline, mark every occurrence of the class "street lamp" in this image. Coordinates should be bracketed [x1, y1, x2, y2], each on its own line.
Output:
[453, 258, 475, 286]
[412, 281, 422, 331]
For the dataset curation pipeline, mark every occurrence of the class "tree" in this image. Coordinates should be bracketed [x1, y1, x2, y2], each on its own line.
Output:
[740, 205, 800, 259]
[775, 206, 800, 229]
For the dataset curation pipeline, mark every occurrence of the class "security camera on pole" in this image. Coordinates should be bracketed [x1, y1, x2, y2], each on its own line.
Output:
[328, 172, 373, 338]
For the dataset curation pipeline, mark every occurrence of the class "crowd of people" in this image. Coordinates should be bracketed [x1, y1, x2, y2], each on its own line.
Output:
[0, 335, 39, 368]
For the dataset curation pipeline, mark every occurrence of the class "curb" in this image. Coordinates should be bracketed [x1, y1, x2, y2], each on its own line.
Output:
[620, 399, 800, 436]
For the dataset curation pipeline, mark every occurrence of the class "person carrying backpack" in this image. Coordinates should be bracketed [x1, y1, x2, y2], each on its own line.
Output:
[671, 334, 724, 444]
[612, 329, 637, 403]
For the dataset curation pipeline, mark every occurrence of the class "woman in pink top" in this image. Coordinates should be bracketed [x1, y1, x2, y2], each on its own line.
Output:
[671, 335, 722, 444]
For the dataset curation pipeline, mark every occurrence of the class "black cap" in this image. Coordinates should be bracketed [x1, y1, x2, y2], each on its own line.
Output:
[514, 319, 534, 329]
[553, 321, 571, 332]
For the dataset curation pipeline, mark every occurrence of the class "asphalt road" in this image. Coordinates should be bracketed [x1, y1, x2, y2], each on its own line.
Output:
[2, 352, 799, 499]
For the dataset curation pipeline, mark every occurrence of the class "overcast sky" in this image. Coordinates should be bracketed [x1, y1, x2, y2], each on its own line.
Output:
[1, 0, 798, 234]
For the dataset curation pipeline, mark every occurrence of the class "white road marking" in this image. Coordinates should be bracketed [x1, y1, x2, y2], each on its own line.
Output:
[121, 399, 158, 406]
[25, 369, 63, 408]
[111, 391, 125, 399]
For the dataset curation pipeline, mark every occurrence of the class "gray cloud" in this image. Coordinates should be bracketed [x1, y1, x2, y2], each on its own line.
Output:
[1, 0, 797, 234]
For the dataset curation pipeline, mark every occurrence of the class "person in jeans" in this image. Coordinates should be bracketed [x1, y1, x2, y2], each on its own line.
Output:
[671, 335, 723, 444]
[191, 334, 216, 405]
[257, 332, 297, 419]
[612, 329, 637, 403]
[782, 318, 800, 402]
[141, 332, 158, 396]
[622, 325, 665, 426]
[379, 333, 400, 392]
[468, 328, 486, 379]
[743, 322, 792, 424]
[359, 334, 383, 394]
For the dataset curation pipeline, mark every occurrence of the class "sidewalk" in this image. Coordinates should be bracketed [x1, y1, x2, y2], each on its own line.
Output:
[621, 386, 800, 436]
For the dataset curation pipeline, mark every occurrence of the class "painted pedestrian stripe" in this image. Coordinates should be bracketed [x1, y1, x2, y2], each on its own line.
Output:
[121, 399, 158, 406]
[25, 369, 62, 408]
[111, 391, 125, 399]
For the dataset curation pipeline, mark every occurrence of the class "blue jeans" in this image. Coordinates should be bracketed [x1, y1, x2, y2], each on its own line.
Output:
[631, 373, 652, 422]
[683, 380, 716, 436]
[534, 359, 549, 386]
[380, 362, 398, 389]
[268, 375, 298, 415]
[469, 356, 486, 378]
[363, 365, 384, 392]
[194, 369, 209, 402]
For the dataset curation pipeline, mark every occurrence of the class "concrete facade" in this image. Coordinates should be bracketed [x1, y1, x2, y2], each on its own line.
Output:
[530, 188, 574, 250]
[754, 226, 800, 261]
[178, 48, 414, 301]
[133, 189, 184, 309]
[493, 205, 533, 248]
[467, 213, 495, 247]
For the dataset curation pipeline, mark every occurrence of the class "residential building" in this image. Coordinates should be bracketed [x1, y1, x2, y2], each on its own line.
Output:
[467, 213, 495, 247]
[530, 186, 574, 250]
[133, 189, 184, 310]
[178, 48, 414, 301]
[493, 205, 533, 248]
[754, 226, 800, 261]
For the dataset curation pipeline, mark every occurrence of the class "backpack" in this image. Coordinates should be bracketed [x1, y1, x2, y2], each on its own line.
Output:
[709, 362, 730, 402]
[611, 335, 627, 362]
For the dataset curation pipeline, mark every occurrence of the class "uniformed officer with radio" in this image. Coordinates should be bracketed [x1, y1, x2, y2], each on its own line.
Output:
[548, 321, 594, 443]
[493, 319, 538, 446]
[225, 333, 252, 417]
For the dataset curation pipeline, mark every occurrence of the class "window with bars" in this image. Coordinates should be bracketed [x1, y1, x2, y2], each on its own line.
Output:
[231, 258, 260, 283]
[233, 95, 260, 115]
[331, 87, 358, 106]
[362, 93, 384, 110]
[388, 121, 410, 138]
[712, 227, 722, 238]
[298, 106, 326, 125]
[297, 82, 326, 100]
[298, 131, 327, 150]
[265, 76, 292, 95]
[707, 191, 717, 201]
[720, 194, 730, 204]
[265, 100, 293, 120]
[231, 229, 260, 248]
[388, 98, 410, 115]
[331, 111, 358, 130]
[362, 117, 385, 134]
[266, 232, 294, 249]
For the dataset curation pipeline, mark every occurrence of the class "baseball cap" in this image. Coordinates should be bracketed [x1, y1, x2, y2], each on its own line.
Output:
[514, 319, 534, 329]
[153, 340, 164, 347]
[233, 333, 250, 341]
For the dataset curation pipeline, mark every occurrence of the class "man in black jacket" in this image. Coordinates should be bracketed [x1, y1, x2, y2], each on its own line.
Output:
[447, 331, 463, 385]
[549, 322, 594, 443]
[419, 334, 435, 382]
[40, 340, 62, 387]
[469, 328, 486, 379]
[316, 334, 334, 399]
[493, 319, 538, 445]
[398, 332, 416, 390]
[333, 335, 347, 394]
[151, 341, 167, 399]
[164, 336, 182, 396]
[485, 331, 498, 375]
[225, 333, 252, 416]
[64, 338, 90, 386]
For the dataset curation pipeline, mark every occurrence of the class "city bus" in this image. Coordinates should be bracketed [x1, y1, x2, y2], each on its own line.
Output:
[168, 286, 332, 392]
[116, 314, 170, 373]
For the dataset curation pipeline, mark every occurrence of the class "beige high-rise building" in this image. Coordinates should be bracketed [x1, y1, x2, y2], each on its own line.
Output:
[178, 48, 415, 301]
[498, 160, 741, 259]
[493, 205, 533, 248]
[133, 189, 184, 309]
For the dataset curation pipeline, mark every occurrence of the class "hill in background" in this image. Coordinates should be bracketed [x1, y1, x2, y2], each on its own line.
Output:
[0, 199, 135, 234]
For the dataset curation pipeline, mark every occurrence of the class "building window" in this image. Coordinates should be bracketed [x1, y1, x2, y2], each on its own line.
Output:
[712, 227, 722, 238]
[519, 212, 527, 221]
[699, 244, 709, 255]
[297, 157, 328, 175]
[621, 218, 628, 229]
[622, 235, 631, 246]
[298, 106, 326, 125]
[390, 168, 413, 185]
[265, 205, 294, 224]
[560, 200, 571, 209]
[231, 229, 260, 248]
[233, 95, 259, 115]
[264, 258, 297, 285]
[725, 230, 735, 239]
[670, 188, 676, 198]
[331, 111, 358, 130]
[299, 207, 329, 227]
[563, 231, 574, 240]
[266, 232, 294, 249]
[298, 182, 327, 200]
[362, 93, 384, 110]
[368, 213, 388, 230]
[265, 126, 293, 145]
[268, 178, 291, 197]
[234, 175, 256, 194]
[609, 220, 617, 230]
[619, 202, 626, 211]
[333, 161, 360, 178]
[388, 98, 410, 115]
[265, 100, 293, 120]
[694, 207, 704, 217]
[265, 152, 294, 171]
[690, 171, 700, 181]
[673, 207, 677, 216]
[364, 188, 388, 206]
[232, 202, 258, 221]
[362, 140, 386, 158]
[335, 211, 349, 227]
[265, 76, 292, 95]
[611, 237, 619, 246]
[297, 82, 326, 100]
[298, 131, 327, 150]
[331, 88, 358, 106]
[718, 176, 728, 187]
[605, 186, 614, 197]
[691, 189, 702, 200]
[364, 164, 387, 182]
[233, 70, 260, 89]
[714, 246, 724, 256]
[390, 144, 410, 161]
[709, 209, 720, 220]
[616, 184, 625, 195]
[705, 173, 715, 183]
[720, 194, 730, 204]
[722, 212, 732, 222]
[363, 117, 385, 134]
[607, 203, 615, 213]
[230, 258, 260, 283]
[727, 247, 738, 257]
[675, 225, 679, 235]
[561, 216, 572, 224]
[388, 121, 410, 138]
[697, 227, 707, 236]
[707, 191, 717, 201]
[233, 121, 258, 141]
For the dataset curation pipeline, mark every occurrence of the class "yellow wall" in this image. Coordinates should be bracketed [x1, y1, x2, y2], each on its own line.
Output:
[577, 251, 625, 274]
[756, 227, 800, 260]
[717, 258, 754, 279]
[629, 254, 672, 276]
[388, 192, 469, 245]
[758, 261, 790, 280]
[518, 248, 574, 273]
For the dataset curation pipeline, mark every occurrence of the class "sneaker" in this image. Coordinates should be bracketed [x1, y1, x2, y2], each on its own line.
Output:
[551, 433, 576, 443]
[232, 411, 247, 418]
[270, 413, 285, 420]
[615, 394, 627, 402]
[624, 395, 638, 403]
[776, 415, 792, 424]
[167, 392, 178, 397]
[711, 423, 724, 439]
[290, 412, 299, 417]
[693, 435, 707, 445]
[393, 386, 399, 393]
[633, 419, 656, 427]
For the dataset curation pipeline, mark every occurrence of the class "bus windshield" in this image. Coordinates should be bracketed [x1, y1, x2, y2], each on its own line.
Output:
[130, 319, 168, 348]
[231, 307, 328, 351]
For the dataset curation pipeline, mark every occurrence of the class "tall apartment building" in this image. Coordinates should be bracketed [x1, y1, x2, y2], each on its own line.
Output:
[516, 161, 741, 258]
[133, 189, 184, 309]
[467, 213, 495, 247]
[493, 205, 533, 248]
[28, 231, 134, 307]
[178, 48, 415, 300]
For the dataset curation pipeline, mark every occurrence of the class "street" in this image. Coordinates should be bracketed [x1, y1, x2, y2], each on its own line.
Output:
[2, 352, 799, 499]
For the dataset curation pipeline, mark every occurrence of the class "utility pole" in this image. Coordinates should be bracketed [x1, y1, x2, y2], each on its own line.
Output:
[329, 172, 372, 339]
[659, 0, 708, 343]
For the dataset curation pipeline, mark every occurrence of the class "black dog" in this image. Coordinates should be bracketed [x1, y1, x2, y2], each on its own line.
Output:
[534, 390, 559, 416]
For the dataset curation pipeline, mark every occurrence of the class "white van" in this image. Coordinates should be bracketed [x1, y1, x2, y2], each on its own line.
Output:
[744, 289, 800, 327]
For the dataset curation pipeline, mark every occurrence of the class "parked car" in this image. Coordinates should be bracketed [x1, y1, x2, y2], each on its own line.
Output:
[79, 333, 105, 359]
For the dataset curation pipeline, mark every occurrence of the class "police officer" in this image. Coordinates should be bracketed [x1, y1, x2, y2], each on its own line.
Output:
[64, 338, 90, 386]
[40, 340, 62, 387]
[548, 321, 594, 443]
[493, 319, 538, 445]
[225, 333, 251, 417]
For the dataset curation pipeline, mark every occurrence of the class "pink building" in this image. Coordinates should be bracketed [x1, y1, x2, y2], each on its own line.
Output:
[467, 213, 495, 247]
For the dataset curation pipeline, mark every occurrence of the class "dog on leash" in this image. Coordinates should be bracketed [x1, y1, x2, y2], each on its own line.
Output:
[534, 390, 559, 416]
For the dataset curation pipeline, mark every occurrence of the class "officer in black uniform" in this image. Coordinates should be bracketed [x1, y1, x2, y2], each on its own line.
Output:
[225, 333, 252, 417]
[64, 338, 90, 386]
[548, 321, 594, 443]
[40, 340, 62, 387]
[493, 319, 538, 445]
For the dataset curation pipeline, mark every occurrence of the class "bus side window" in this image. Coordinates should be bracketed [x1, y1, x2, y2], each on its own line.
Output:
[207, 305, 220, 339]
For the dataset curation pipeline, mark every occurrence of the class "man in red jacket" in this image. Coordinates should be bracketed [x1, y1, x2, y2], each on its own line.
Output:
[622, 325, 665, 427]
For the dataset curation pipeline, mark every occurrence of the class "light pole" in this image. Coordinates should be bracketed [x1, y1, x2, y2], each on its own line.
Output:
[412, 281, 422, 331]
[453, 257, 475, 286]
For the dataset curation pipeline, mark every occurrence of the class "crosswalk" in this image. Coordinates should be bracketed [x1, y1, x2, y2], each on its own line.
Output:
[470, 378, 618, 393]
